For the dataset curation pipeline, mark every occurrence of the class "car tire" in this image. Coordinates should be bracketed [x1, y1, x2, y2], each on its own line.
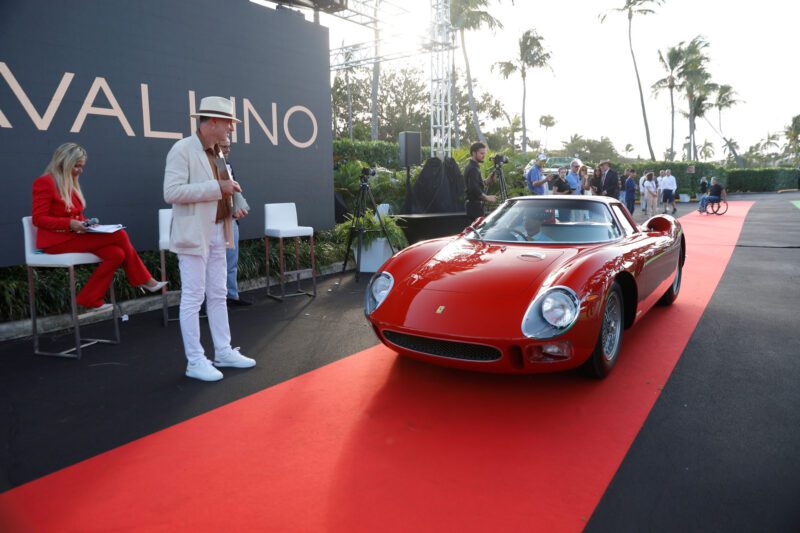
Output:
[658, 247, 683, 306]
[583, 281, 624, 379]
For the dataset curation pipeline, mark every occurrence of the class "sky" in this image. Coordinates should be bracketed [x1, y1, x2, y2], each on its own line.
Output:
[259, 0, 800, 160]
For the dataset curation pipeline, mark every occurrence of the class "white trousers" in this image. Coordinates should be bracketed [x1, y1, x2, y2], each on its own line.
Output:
[177, 223, 232, 364]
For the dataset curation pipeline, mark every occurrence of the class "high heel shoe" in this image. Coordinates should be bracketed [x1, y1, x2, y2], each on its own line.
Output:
[140, 280, 169, 293]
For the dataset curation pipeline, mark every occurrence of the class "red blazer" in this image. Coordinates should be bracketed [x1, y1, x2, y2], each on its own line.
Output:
[31, 174, 86, 249]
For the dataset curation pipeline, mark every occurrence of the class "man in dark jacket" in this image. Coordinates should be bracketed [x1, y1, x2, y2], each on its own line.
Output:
[464, 142, 497, 219]
[599, 160, 620, 199]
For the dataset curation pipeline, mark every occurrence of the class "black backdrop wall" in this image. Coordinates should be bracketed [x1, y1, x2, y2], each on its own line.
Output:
[0, 0, 333, 267]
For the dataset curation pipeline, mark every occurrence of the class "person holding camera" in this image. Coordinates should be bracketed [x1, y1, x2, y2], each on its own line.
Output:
[31, 143, 166, 311]
[464, 141, 497, 219]
[526, 154, 550, 195]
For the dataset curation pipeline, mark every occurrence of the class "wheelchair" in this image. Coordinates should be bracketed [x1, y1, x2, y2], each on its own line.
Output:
[704, 198, 728, 215]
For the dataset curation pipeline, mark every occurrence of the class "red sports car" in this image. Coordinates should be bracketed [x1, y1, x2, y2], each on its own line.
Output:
[364, 196, 684, 378]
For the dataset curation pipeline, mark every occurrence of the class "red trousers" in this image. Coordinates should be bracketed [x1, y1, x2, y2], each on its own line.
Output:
[45, 230, 152, 308]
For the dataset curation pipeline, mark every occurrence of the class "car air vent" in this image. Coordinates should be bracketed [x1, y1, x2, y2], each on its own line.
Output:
[383, 331, 501, 361]
[518, 252, 546, 261]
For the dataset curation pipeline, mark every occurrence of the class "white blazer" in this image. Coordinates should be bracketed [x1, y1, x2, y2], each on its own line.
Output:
[163, 134, 224, 256]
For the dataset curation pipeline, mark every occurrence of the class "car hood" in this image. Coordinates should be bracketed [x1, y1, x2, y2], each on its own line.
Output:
[401, 238, 568, 296]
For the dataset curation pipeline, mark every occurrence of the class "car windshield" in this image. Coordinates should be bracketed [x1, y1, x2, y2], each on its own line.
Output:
[545, 157, 573, 168]
[470, 199, 623, 244]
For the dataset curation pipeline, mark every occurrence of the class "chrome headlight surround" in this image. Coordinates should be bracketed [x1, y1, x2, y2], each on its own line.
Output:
[521, 286, 581, 339]
[364, 271, 394, 316]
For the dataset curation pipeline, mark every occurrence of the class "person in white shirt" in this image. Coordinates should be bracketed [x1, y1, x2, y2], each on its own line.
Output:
[661, 169, 678, 215]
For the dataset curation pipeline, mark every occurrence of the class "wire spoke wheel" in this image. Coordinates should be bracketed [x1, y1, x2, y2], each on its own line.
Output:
[583, 281, 625, 379]
[601, 290, 622, 361]
[715, 200, 728, 215]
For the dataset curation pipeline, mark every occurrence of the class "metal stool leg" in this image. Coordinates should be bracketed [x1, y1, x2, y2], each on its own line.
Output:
[279, 237, 286, 300]
[27, 266, 38, 354]
[160, 250, 168, 327]
[69, 266, 82, 359]
[310, 234, 316, 297]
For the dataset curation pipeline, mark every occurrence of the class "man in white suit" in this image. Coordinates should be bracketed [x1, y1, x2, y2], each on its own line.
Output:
[164, 96, 256, 381]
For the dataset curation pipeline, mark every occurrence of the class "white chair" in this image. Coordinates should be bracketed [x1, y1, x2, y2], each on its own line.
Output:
[264, 203, 316, 301]
[22, 216, 120, 359]
[158, 209, 175, 327]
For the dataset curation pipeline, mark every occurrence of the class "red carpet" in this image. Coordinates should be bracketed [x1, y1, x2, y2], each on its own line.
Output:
[0, 204, 752, 532]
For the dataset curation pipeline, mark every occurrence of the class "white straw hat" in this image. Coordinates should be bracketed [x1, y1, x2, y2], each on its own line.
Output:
[190, 96, 241, 123]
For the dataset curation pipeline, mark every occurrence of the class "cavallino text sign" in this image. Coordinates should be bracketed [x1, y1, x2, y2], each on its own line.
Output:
[0, 0, 333, 267]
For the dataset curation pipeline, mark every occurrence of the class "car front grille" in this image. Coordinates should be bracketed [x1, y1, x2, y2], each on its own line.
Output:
[382, 330, 502, 362]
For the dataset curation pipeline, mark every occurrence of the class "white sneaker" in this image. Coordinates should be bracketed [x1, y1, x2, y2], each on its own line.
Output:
[186, 359, 224, 381]
[213, 347, 256, 369]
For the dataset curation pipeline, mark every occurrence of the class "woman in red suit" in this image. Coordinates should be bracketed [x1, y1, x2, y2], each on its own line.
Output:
[31, 143, 166, 309]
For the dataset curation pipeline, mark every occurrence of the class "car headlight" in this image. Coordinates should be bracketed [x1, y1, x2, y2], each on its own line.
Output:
[365, 271, 394, 316]
[521, 286, 580, 339]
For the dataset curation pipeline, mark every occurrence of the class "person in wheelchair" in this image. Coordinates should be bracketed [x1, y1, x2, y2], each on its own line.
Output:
[698, 177, 726, 212]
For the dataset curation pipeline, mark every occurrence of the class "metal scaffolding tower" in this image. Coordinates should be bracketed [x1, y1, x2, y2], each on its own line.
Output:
[429, 0, 453, 159]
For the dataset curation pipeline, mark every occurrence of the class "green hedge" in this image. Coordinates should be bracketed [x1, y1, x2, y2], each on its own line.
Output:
[0, 234, 346, 322]
[726, 168, 800, 192]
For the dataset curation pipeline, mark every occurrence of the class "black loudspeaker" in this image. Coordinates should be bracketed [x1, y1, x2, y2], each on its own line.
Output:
[399, 131, 422, 167]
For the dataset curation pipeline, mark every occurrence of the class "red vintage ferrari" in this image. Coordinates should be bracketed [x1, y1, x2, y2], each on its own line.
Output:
[364, 196, 685, 378]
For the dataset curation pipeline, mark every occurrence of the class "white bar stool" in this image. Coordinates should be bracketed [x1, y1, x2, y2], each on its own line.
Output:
[22, 216, 120, 359]
[264, 203, 316, 301]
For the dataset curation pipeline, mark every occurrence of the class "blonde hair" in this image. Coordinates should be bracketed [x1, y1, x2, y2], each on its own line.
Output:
[45, 143, 87, 210]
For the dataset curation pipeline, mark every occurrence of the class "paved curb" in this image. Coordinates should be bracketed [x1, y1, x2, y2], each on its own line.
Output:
[0, 262, 352, 342]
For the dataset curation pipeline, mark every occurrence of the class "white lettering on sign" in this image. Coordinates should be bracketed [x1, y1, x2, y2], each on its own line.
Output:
[70, 77, 135, 136]
[0, 62, 318, 148]
[284, 105, 318, 148]
[141, 84, 181, 139]
[243, 99, 278, 145]
[0, 61, 74, 130]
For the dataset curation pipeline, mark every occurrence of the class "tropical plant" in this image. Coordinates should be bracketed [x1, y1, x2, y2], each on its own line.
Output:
[539, 114, 556, 150]
[494, 29, 551, 154]
[333, 209, 409, 250]
[601, 0, 664, 161]
[652, 43, 684, 161]
[451, 0, 503, 145]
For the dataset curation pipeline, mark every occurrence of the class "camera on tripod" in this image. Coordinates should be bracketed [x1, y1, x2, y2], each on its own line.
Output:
[361, 167, 376, 182]
[492, 154, 509, 167]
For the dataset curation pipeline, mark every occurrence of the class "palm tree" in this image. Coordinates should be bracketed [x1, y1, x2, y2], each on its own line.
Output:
[601, 0, 664, 162]
[451, 0, 502, 144]
[652, 43, 684, 161]
[624, 143, 635, 157]
[715, 84, 740, 134]
[698, 140, 714, 160]
[678, 36, 715, 160]
[712, 84, 742, 166]
[784, 114, 800, 162]
[494, 29, 551, 153]
[539, 114, 556, 150]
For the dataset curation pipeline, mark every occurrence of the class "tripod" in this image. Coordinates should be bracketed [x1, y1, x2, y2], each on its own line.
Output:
[341, 174, 396, 281]
[493, 163, 509, 202]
